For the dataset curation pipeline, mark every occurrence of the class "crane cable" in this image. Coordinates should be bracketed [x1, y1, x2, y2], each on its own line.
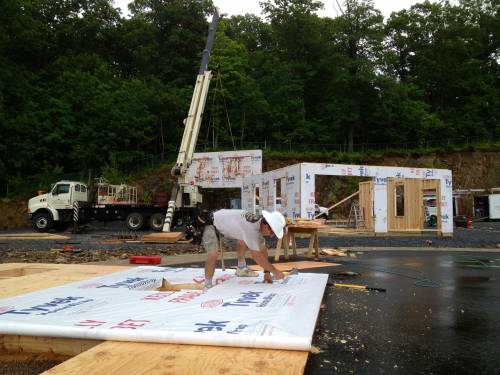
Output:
[204, 67, 236, 151]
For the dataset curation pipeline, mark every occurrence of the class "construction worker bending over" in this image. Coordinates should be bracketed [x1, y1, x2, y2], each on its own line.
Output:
[202, 209, 286, 288]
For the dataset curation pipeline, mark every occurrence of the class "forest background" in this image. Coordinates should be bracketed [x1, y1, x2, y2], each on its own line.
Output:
[0, 0, 498, 197]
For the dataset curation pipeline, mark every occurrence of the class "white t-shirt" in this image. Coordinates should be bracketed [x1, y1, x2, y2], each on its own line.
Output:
[213, 209, 265, 251]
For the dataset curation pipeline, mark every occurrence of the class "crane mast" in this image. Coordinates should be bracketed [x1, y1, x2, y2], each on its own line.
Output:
[163, 10, 219, 232]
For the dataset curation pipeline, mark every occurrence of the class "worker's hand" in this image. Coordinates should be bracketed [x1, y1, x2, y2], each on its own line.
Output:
[263, 272, 273, 284]
[273, 269, 285, 280]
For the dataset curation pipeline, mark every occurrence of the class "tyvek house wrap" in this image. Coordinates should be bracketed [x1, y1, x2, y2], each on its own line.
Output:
[0, 267, 328, 351]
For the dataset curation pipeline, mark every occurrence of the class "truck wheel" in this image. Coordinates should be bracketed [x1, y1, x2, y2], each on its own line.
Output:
[33, 212, 53, 232]
[126, 212, 144, 231]
[149, 213, 164, 232]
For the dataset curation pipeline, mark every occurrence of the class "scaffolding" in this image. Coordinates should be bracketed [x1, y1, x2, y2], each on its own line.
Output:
[96, 179, 137, 205]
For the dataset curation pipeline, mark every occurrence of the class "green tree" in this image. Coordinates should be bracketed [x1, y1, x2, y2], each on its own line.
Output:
[324, 0, 384, 150]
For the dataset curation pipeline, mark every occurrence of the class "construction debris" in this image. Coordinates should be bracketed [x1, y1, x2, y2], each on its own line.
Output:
[320, 248, 349, 257]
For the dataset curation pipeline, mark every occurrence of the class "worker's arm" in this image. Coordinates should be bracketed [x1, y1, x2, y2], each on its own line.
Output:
[251, 247, 284, 281]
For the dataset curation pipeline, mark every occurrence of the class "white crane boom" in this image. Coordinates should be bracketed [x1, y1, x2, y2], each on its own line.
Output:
[163, 10, 219, 232]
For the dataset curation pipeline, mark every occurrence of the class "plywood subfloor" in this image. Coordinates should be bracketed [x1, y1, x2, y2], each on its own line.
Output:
[43, 341, 307, 375]
[0, 233, 70, 241]
[0, 263, 308, 375]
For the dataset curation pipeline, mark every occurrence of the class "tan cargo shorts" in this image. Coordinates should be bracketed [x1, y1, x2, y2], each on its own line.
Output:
[201, 225, 240, 253]
[201, 225, 220, 253]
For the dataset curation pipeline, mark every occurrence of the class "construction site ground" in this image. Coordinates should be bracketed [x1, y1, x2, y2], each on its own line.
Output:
[0, 221, 499, 258]
[0, 222, 499, 374]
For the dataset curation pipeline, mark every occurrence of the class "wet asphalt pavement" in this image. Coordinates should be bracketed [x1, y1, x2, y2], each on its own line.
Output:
[304, 251, 500, 375]
[175, 251, 500, 375]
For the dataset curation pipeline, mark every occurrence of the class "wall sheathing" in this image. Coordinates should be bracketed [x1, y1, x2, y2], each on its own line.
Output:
[241, 162, 453, 234]
[242, 164, 301, 219]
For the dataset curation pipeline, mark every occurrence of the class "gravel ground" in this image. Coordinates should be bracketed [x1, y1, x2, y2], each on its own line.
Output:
[0, 223, 203, 263]
[316, 221, 500, 249]
[0, 221, 498, 264]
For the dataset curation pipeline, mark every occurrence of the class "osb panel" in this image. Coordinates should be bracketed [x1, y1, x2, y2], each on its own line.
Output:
[387, 178, 422, 231]
[359, 181, 373, 230]
[387, 178, 442, 232]
[422, 179, 441, 231]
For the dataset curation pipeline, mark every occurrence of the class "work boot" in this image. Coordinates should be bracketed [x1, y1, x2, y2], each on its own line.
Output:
[235, 267, 259, 277]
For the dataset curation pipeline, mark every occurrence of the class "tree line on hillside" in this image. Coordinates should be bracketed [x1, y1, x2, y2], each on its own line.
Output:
[0, 0, 498, 196]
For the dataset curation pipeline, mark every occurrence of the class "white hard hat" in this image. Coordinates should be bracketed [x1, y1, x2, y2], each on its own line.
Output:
[262, 210, 286, 239]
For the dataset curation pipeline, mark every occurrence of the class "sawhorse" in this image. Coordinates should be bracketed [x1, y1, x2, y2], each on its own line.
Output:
[274, 225, 320, 261]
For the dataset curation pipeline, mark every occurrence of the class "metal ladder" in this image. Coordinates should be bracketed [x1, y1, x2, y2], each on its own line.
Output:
[347, 200, 365, 229]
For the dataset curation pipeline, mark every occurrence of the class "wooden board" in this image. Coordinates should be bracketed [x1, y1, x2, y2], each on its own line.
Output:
[319, 227, 373, 236]
[359, 181, 374, 230]
[43, 341, 308, 375]
[0, 263, 309, 374]
[387, 178, 419, 231]
[141, 232, 183, 243]
[249, 261, 339, 271]
[289, 221, 327, 229]
[1, 335, 100, 357]
[387, 178, 441, 232]
[422, 179, 441, 231]
[0, 233, 70, 241]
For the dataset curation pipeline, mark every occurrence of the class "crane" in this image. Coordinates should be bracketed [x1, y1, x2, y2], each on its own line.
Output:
[163, 10, 219, 232]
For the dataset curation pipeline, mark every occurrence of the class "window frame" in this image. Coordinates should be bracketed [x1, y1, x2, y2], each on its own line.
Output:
[52, 184, 70, 195]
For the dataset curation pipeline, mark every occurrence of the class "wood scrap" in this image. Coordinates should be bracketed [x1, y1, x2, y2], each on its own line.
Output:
[157, 279, 203, 291]
[141, 232, 182, 243]
[315, 190, 359, 219]
[320, 248, 348, 257]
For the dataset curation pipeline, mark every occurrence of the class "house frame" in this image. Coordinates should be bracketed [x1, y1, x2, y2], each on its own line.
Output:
[241, 163, 453, 235]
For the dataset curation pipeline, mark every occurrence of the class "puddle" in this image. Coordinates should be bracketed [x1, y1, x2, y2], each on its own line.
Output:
[458, 276, 494, 283]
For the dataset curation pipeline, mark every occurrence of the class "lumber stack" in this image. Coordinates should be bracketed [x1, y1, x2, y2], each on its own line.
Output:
[0, 233, 70, 241]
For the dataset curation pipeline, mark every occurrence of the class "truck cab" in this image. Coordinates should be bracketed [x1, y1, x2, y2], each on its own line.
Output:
[28, 181, 88, 231]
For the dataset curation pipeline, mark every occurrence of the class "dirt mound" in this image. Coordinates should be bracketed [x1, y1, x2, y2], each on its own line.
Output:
[0, 199, 30, 230]
[128, 164, 173, 203]
[262, 148, 500, 209]
[367, 149, 500, 189]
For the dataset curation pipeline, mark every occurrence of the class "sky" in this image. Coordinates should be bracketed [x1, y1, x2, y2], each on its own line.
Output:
[114, 0, 439, 19]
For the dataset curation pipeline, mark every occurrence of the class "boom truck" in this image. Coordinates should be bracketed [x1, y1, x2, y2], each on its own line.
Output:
[27, 11, 219, 233]
[28, 178, 169, 232]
